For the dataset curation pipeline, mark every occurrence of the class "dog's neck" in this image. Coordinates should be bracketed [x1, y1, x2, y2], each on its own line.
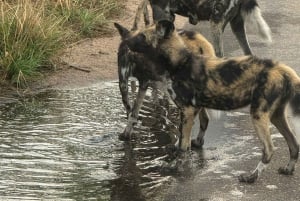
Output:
[157, 33, 191, 67]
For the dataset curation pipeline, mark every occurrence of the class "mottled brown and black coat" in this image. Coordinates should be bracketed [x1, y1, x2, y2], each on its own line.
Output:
[124, 20, 300, 183]
[138, 0, 272, 57]
[115, 23, 215, 141]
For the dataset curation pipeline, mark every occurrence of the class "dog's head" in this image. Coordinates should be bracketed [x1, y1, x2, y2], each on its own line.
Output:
[122, 20, 190, 68]
[149, 0, 199, 25]
[119, 20, 177, 54]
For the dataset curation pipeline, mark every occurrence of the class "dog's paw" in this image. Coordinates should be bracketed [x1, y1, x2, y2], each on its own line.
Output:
[161, 151, 193, 175]
[165, 144, 181, 159]
[118, 133, 130, 141]
[278, 166, 294, 175]
[238, 171, 258, 183]
[118, 126, 133, 141]
[191, 138, 204, 149]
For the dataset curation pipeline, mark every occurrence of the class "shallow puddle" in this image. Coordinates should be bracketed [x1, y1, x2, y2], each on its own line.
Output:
[0, 81, 286, 201]
[0, 82, 182, 201]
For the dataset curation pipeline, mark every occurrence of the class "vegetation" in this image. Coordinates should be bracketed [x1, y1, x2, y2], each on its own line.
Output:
[0, 0, 123, 86]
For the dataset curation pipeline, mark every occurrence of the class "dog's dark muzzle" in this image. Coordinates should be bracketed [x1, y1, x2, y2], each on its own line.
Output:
[152, 5, 175, 22]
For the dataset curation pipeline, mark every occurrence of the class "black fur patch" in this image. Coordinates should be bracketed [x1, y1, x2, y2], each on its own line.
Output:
[250, 71, 269, 112]
[260, 59, 275, 68]
[216, 60, 244, 86]
[242, 0, 259, 13]
[290, 93, 300, 115]
[248, 56, 275, 69]
[263, 85, 281, 112]
[199, 47, 204, 55]
[183, 31, 196, 40]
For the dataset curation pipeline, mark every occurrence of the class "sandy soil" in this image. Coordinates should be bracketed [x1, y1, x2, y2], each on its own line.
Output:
[30, 0, 142, 90]
[30, 0, 188, 91]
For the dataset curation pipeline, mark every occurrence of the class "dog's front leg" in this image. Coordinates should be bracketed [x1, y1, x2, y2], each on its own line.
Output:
[163, 106, 198, 173]
[192, 107, 209, 148]
[210, 20, 224, 57]
[120, 82, 149, 140]
[118, 65, 132, 116]
[178, 106, 199, 151]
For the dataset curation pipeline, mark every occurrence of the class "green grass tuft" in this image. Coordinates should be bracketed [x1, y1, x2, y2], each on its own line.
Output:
[0, 0, 123, 86]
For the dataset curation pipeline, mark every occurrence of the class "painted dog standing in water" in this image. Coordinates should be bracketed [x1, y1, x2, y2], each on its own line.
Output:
[143, 0, 272, 57]
[115, 22, 215, 142]
[123, 20, 300, 183]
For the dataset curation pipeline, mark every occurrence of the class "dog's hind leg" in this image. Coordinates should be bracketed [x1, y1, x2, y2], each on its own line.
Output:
[177, 106, 199, 151]
[239, 111, 274, 183]
[192, 107, 209, 148]
[210, 21, 225, 57]
[120, 82, 149, 140]
[131, 0, 149, 31]
[271, 106, 299, 175]
[143, 1, 150, 27]
[230, 13, 252, 55]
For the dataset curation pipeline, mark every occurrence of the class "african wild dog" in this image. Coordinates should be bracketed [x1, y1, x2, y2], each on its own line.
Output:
[123, 20, 300, 183]
[143, 0, 272, 57]
[115, 22, 215, 142]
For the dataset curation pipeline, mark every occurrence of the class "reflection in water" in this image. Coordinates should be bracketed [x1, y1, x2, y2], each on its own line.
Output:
[0, 82, 179, 200]
[0, 82, 261, 201]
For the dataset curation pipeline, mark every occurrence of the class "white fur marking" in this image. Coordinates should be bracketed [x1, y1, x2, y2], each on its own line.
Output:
[253, 161, 268, 176]
[197, 0, 206, 7]
[225, 0, 238, 16]
[175, 139, 179, 148]
[242, 7, 272, 43]
[192, 97, 196, 106]
[121, 67, 127, 79]
[167, 80, 177, 100]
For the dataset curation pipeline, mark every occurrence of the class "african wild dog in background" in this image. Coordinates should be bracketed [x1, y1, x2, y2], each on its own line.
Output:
[123, 20, 300, 183]
[115, 22, 215, 142]
[142, 0, 272, 57]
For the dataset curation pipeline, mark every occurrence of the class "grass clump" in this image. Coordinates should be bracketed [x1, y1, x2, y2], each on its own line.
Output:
[53, 0, 123, 37]
[0, 1, 68, 86]
[0, 0, 123, 86]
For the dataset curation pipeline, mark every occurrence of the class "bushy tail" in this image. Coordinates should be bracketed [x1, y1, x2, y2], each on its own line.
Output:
[290, 84, 300, 142]
[241, 0, 272, 43]
[290, 84, 300, 115]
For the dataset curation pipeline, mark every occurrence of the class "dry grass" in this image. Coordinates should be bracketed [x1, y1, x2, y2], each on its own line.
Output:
[0, 0, 123, 86]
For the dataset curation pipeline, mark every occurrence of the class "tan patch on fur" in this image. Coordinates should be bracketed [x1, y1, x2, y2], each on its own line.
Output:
[181, 106, 197, 151]
[182, 34, 215, 57]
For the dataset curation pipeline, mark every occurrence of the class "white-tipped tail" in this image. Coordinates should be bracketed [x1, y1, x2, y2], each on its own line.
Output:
[208, 110, 222, 120]
[242, 7, 272, 44]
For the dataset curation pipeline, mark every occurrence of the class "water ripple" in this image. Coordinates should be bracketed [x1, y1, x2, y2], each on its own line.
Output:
[0, 82, 177, 201]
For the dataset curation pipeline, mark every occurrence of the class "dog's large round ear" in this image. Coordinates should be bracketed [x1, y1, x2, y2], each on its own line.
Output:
[114, 22, 130, 40]
[156, 20, 175, 39]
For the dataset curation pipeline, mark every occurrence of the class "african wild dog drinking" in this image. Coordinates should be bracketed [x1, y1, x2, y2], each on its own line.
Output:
[115, 22, 215, 143]
[123, 20, 300, 183]
[143, 0, 272, 57]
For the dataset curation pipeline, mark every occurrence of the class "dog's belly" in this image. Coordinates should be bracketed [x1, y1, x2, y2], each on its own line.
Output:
[193, 93, 251, 110]
[168, 80, 252, 110]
